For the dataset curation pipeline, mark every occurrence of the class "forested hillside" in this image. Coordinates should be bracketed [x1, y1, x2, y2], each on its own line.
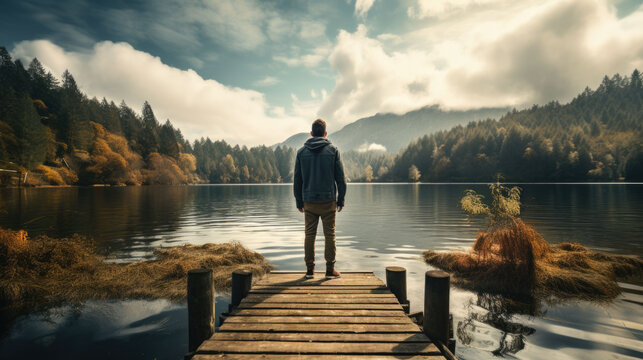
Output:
[385, 71, 643, 182]
[0, 48, 294, 185]
[2, 45, 640, 185]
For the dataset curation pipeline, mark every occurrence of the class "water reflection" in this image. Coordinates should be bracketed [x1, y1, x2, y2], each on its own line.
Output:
[0, 184, 642, 359]
[458, 294, 538, 356]
[0, 296, 230, 360]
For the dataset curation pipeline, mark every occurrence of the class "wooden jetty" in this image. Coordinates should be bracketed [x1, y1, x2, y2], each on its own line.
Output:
[186, 269, 455, 360]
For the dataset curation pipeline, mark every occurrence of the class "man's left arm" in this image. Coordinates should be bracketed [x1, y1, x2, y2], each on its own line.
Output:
[334, 149, 347, 211]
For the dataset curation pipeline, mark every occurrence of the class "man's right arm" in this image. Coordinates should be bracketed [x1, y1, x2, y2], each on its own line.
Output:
[293, 152, 304, 210]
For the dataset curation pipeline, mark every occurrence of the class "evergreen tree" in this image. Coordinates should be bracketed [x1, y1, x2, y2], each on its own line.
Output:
[27, 58, 59, 111]
[138, 101, 160, 157]
[7, 93, 48, 168]
[60, 70, 92, 150]
[159, 119, 180, 159]
[100, 98, 122, 134]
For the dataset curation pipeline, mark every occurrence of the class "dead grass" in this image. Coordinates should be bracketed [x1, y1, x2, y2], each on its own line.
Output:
[0, 228, 272, 314]
[424, 219, 642, 300]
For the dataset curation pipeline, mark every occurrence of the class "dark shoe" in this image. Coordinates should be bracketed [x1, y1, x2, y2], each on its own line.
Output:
[325, 268, 341, 279]
[305, 267, 314, 279]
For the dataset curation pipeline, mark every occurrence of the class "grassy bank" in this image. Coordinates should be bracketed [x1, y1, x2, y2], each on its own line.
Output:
[0, 228, 272, 314]
[424, 218, 643, 300]
[424, 183, 643, 301]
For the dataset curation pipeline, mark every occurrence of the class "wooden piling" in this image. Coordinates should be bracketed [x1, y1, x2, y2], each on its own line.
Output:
[386, 266, 408, 313]
[231, 269, 252, 308]
[423, 270, 450, 346]
[187, 269, 215, 353]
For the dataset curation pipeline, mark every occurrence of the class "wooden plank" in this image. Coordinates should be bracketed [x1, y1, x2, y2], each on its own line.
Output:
[257, 273, 382, 284]
[268, 271, 374, 274]
[236, 303, 404, 310]
[243, 293, 397, 299]
[241, 297, 400, 304]
[223, 316, 413, 324]
[256, 274, 381, 280]
[263, 272, 375, 277]
[193, 355, 445, 360]
[217, 323, 421, 333]
[252, 286, 388, 290]
[197, 340, 440, 355]
[255, 279, 386, 286]
[230, 309, 405, 317]
[207, 332, 431, 343]
[249, 289, 392, 294]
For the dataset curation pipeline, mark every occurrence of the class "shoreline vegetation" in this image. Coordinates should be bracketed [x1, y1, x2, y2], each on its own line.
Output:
[424, 183, 643, 302]
[0, 227, 272, 316]
[1, 47, 642, 186]
[4, 180, 643, 189]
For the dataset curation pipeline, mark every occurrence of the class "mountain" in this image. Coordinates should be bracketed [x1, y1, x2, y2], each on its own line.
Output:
[279, 132, 311, 150]
[276, 106, 508, 153]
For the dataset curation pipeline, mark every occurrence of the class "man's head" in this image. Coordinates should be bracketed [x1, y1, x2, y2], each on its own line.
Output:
[311, 119, 327, 137]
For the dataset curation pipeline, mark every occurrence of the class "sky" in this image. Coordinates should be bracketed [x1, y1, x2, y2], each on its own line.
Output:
[1, 0, 642, 146]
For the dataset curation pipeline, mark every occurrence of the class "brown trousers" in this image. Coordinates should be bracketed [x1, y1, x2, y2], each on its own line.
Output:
[303, 200, 336, 269]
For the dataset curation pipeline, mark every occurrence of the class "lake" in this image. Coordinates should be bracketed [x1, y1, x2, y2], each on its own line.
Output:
[1, 184, 642, 359]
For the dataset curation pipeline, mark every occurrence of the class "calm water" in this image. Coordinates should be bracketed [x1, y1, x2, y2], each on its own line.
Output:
[0, 184, 642, 359]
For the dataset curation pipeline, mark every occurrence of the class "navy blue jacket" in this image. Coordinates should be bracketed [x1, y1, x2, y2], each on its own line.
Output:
[293, 137, 347, 209]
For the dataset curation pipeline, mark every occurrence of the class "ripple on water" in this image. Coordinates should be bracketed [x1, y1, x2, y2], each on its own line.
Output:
[0, 184, 642, 360]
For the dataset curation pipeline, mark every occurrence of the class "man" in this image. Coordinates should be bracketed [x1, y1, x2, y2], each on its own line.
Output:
[294, 119, 347, 279]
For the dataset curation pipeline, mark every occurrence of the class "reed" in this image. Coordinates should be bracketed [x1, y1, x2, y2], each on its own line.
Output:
[0, 228, 272, 314]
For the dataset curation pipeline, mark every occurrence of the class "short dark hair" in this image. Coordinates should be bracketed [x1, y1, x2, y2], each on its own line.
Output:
[312, 119, 326, 137]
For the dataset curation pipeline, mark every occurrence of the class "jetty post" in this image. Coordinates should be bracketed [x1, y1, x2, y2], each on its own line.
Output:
[187, 269, 215, 354]
[230, 269, 252, 310]
[386, 266, 409, 313]
[423, 270, 450, 346]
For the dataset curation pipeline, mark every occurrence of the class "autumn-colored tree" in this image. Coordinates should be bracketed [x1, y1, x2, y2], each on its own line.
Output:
[86, 122, 142, 185]
[364, 165, 373, 182]
[143, 152, 188, 185]
[408, 165, 421, 182]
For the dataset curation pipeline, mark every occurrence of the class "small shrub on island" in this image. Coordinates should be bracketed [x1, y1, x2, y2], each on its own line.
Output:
[424, 182, 642, 301]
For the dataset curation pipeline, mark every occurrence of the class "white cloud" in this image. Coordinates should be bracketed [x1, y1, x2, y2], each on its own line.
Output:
[355, 0, 375, 18]
[12, 40, 308, 146]
[254, 76, 279, 87]
[271, 106, 286, 116]
[310, 89, 318, 98]
[319, 25, 437, 126]
[357, 143, 387, 152]
[273, 44, 332, 68]
[319, 0, 643, 125]
[407, 0, 506, 19]
[376, 33, 401, 44]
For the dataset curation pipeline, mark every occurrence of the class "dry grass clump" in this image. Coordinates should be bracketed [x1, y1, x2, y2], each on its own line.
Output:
[0, 228, 271, 314]
[0, 228, 28, 259]
[430, 182, 643, 301]
[424, 220, 642, 300]
[537, 243, 642, 299]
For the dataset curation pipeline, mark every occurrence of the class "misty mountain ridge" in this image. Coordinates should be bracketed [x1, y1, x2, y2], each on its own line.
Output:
[276, 106, 508, 153]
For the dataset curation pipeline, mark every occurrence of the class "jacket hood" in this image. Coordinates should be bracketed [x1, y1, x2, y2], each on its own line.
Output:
[304, 137, 331, 152]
